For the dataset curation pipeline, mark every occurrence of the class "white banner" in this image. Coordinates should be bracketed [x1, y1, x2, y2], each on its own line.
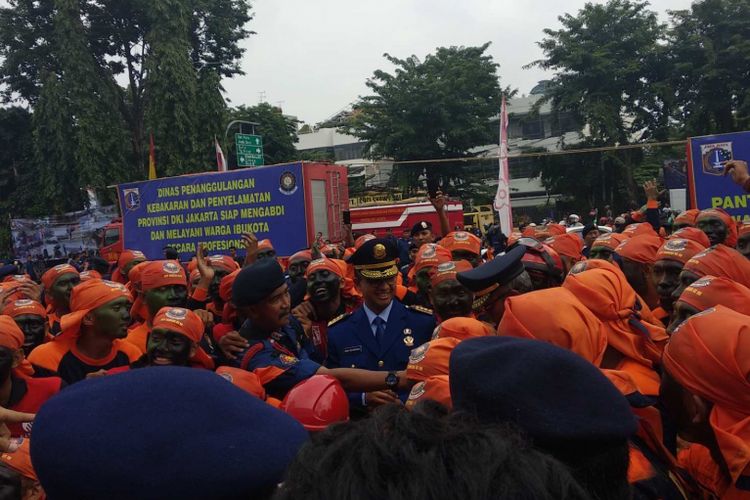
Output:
[493, 96, 513, 234]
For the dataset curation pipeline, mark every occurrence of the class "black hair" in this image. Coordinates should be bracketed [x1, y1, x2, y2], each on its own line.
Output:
[164, 247, 179, 260]
[0, 348, 14, 386]
[276, 402, 592, 500]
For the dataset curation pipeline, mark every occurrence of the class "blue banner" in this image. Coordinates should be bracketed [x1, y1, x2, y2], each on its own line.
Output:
[688, 131, 750, 223]
[118, 163, 307, 260]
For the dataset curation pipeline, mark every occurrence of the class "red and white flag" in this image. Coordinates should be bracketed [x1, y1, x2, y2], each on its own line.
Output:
[215, 136, 227, 172]
[493, 96, 513, 234]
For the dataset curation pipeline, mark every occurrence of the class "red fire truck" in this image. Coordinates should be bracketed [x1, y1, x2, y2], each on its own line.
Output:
[350, 199, 464, 237]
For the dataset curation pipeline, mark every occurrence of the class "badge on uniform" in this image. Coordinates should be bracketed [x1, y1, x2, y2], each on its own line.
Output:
[403, 328, 414, 346]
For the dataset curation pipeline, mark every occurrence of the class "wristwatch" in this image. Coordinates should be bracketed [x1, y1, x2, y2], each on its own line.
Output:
[385, 371, 399, 391]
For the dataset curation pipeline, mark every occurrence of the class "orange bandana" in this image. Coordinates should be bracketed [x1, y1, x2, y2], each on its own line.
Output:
[219, 269, 240, 303]
[696, 208, 738, 247]
[354, 234, 375, 250]
[663, 306, 750, 487]
[41, 264, 79, 291]
[678, 276, 750, 315]
[215, 366, 267, 401]
[655, 238, 706, 265]
[432, 317, 493, 341]
[59, 280, 131, 340]
[546, 233, 584, 260]
[112, 250, 146, 284]
[305, 258, 344, 279]
[289, 250, 313, 263]
[413, 243, 452, 275]
[140, 260, 187, 291]
[684, 246, 750, 288]
[499, 287, 607, 365]
[546, 223, 567, 236]
[79, 270, 102, 282]
[622, 223, 657, 238]
[321, 244, 339, 257]
[591, 232, 629, 251]
[0, 316, 33, 376]
[440, 231, 481, 256]
[669, 227, 710, 248]
[406, 374, 452, 411]
[739, 223, 750, 238]
[673, 209, 699, 227]
[2, 299, 46, 319]
[152, 307, 214, 369]
[207, 255, 240, 274]
[257, 239, 274, 251]
[406, 337, 460, 383]
[616, 233, 664, 265]
[562, 267, 668, 368]
[430, 260, 473, 287]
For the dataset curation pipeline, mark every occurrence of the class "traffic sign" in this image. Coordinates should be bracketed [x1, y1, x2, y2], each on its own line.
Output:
[235, 133, 264, 167]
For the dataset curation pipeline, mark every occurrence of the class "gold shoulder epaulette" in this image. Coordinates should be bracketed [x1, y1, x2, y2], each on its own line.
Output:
[328, 313, 351, 327]
[408, 305, 434, 315]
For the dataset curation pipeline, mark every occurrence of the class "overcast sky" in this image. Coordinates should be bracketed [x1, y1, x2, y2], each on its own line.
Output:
[222, 0, 693, 125]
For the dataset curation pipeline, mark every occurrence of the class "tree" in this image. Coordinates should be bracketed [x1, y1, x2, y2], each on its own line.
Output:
[342, 43, 512, 194]
[668, 0, 750, 136]
[226, 103, 299, 167]
[528, 0, 667, 206]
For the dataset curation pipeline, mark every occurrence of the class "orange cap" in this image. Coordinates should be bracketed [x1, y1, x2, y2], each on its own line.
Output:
[41, 264, 79, 290]
[685, 245, 750, 288]
[432, 317, 493, 341]
[413, 243, 452, 275]
[678, 275, 750, 315]
[663, 305, 750, 482]
[673, 209, 699, 227]
[140, 260, 187, 291]
[305, 258, 344, 279]
[406, 337, 460, 383]
[2, 299, 46, 319]
[207, 255, 240, 274]
[499, 287, 607, 365]
[616, 233, 664, 265]
[152, 307, 214, 369]
[440, 231, 481, 256]
[546, 233, 584, 260]
[669, 227, 710, 248]
[59, 280, 131, 340]
[406, 375, 452, 410]
[696, 208, 738, 247]
[430, 260, 473, 287]
[655, 238, 706, 265]
[591, 232, 629, 251]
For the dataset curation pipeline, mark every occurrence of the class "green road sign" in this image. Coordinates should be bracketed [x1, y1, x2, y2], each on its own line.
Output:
[235, 133, 264, 167]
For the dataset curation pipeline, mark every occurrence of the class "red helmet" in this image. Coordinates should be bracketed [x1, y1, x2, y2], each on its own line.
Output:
[515, 237, 564, 284]
[281, 375, 349, 432]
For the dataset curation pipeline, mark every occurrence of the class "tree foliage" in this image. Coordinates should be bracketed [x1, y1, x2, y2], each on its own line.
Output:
[226, 103, 299, 167]
[343, 43, 512, 194]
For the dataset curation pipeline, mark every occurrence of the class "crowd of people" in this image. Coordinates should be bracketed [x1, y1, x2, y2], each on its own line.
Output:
[0, 163, 749, 499]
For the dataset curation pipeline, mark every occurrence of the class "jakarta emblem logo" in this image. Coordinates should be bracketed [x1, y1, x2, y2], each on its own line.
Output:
[665, 239, 688, 251]
[123, 188, 141, 211]
[373, 243, 386, 260]
[454, 232, 469, 241]
[279, 171, 298, 195]
[166, 308, 188, 320]
[701, 142, 733, 176]
[409, 343, 430, 364]
[408, 382, 426, 401]
[689, 277, 713, 288]
[14, 299, 33, 307]
[163, 261, 181, 274]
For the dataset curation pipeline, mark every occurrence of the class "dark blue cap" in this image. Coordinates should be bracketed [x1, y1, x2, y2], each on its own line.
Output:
[411, 220, 433, 236]
[0, 264, 18, 281]
[456, 246, 526, 292]
[348, 238, 399, 279]
[450, 337, 637, 443]
[232, 258, 287, 307]
[31, 367, 308, 500]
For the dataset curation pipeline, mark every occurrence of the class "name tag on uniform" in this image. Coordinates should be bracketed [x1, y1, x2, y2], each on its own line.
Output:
[344, 345, 363, 354]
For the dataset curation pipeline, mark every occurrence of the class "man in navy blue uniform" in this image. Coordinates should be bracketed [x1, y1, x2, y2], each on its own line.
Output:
[326, 238, 435, 412]
[231, 258, 415, 400]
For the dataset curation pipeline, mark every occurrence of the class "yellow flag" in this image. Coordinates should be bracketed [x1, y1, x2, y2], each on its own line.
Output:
[148, 133, 157, 180]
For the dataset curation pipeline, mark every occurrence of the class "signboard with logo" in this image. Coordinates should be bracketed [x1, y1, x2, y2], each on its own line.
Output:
[117, 163, 306, 260]
[687, 131, 750, 223]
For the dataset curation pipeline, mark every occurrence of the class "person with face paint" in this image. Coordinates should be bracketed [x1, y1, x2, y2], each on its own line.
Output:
[188, 252, 239, 323]
[40, 264, 80, 337]
[696, 208, 738, 247]
[615, 232, 664, 310]
[28, 280, 141, 384]
[428, 261, 474, 323]
[670, 245, 750, 303]
[516, 238, 564, 290]
[110, 250, 146, 285]
[0, 317, 63, 438]
[125, 260, 189, 353]
[588, 233, 628, 262]
[1, 300, 48, 356]
[737, 223, 750, 259]
[661, 306, 750, 499]
[290, 258, 361, 363]
[439, 231, 483, 268]
[408, 243, 452, 308]
[287, 250, 313, 309]
[651, 238, 707, 323]
[666, 275, 750, 335]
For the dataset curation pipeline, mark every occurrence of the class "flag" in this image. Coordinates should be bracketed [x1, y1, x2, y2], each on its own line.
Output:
[493, 96, 513, 234]
[148, 133, 157, 180]
[215, 136, 227, 172]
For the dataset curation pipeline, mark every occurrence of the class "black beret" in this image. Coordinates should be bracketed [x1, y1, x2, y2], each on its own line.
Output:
[410, 220, 433, 236]
[450, 337, 637, 443]
[31, 367, 309, 500]
[232, 258, 287, 307]
[456, 246, 526, 292]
